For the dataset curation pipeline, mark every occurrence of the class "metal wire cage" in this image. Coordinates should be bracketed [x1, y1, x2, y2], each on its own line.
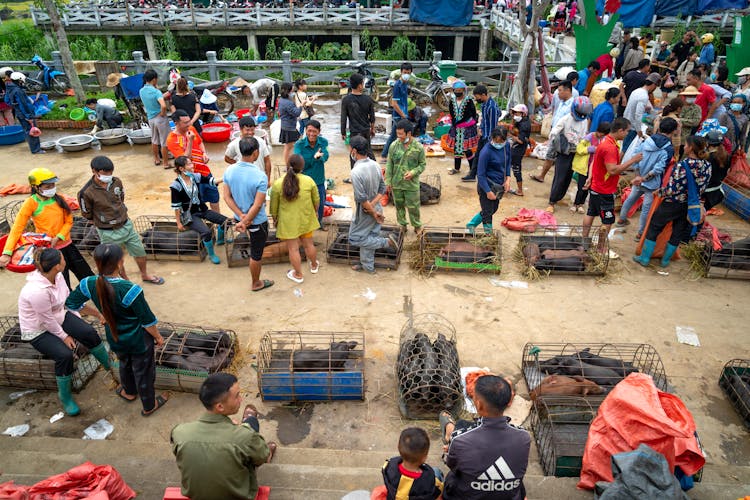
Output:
[415, 227, 502, 274]
[110, 322, 237, 393]
[326, 221, 404, 270]
[0, 316, 100, 392]
[518, 225, 609, 276]
[133, 215, 207, 261]
[69, 216, 101, 253]
[396, 314, 463, 419]
[257, 330, 365, 401]
[530, 396, 598, 477]
[419, 174, 442, 205]
[223, 221, 308, 268]
[0, 200, 25, 236]
[718, 359, 750, 430]
[522, 343, 669, 396]
[703, 229, 750, 280]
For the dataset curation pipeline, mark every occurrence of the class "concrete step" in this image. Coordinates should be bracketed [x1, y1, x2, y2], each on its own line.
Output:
[1, 437, 748, 500]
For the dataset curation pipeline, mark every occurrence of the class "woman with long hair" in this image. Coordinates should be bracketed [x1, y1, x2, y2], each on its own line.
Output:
[170, 156, 227, 264]
[702, 130, 731, 210]
[18, 248, 110, 416]
[0, 168, 93, 288]
[66, 243, 169, 417]
[634, 135, 712, 268]
[294, 79, 317, 135]
[170, 77, 202, 134]
[446, 80, 479, 175]
[278, 82, 312, 164]
[269, 154, 320, 284]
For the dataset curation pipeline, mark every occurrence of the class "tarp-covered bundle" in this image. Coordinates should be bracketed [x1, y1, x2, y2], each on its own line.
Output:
[608, 0, 748, 27]
[409, 0, 474, 26]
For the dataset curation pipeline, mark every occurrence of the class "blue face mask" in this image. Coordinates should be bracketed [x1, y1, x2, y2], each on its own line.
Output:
[490, 141, 505, 150]
[730, 103, 744, 112]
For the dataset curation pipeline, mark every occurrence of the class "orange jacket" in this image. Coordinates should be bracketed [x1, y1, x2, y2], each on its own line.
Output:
[2, 195, 73, 255]
[167, 127, 211, 176]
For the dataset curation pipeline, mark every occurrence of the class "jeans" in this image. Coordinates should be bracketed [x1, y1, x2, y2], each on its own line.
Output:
[349, 228, 388, 272]
[381, 117, 400, 158]
[298, 117, 309, 135]
[316, 183, 326, 223]
[187, 209, 228, 242]
[466, 137, 489, 178]
[116, 332, 156, 412]
[30, 312, 102, 376]
[19, 117, 41, 154]
[619, 185, 654, 234]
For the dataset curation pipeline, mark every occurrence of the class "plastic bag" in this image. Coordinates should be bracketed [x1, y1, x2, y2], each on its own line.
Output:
[725, 150, 750, 190]
[578, 373, 705, 490]
[501, 216, 539, 232]
[621, 136, 644, 165]
[28, 461, 136, 499]
[540, 112, 553, 138]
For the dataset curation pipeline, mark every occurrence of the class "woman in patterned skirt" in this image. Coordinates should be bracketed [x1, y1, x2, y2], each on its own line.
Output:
[446, 80, 479, 175]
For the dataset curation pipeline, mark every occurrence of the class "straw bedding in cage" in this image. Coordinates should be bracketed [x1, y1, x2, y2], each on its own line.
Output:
[257, 330, 365, 401]
[0, 316, 99, 392]
[133, 215, 207, 261]
[719, 359, 750, 430]
[224, 221, 308, 268]
[396, 314, 463, 419]
[516, 226, 609, 278]
[110, 322, 237, 393]
[412, 227, 501, 275]
[326, 221, 404, 270]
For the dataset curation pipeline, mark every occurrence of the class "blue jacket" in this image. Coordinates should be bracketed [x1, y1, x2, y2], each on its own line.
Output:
[699, 43, 715, 66]
[4, 82, 34, 120]
[589, 101, 614, 133]
[277, 97, 301, 131]
[634, 133, 673, 191]
[477, 141, 512, 194]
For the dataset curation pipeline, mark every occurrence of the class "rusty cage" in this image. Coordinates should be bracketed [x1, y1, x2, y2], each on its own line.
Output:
[326, 221, 404, 270]
[133, 215, 208, 261]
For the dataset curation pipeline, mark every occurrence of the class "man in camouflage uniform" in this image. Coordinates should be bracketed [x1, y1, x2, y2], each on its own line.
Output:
[386, 119, 426, 235]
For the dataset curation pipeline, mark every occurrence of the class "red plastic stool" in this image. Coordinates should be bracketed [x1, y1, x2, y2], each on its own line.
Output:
[163, 486, 271, 500]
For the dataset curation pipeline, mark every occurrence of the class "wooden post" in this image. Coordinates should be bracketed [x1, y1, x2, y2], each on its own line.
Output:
[133, 51, 146, 73]
[282, 50, 292, 82]
[207, 51, 219, 80]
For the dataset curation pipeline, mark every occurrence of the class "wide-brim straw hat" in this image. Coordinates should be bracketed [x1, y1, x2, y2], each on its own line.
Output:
[680, 86, 700, 96]
[106, 73, 124, 87]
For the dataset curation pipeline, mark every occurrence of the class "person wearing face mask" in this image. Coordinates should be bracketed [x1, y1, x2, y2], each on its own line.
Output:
[736, 67, 750, 102]
[5, 72, 43, 154]
[0, 168, 93, 288]
[386, 120, 426, 235]
[719, 94, 748, 153]
[461, 85, 499, 182]
[508, 104, 531, 196]
[78, 156, 165, 285]
[381, 62, 413, 162]
[446, 80, 479, 175]
[466, 126, 511, 235]
[678, 86, 702, 154]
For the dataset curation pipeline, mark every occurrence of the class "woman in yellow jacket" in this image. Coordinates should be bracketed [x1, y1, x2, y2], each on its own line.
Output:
[0, 168, 93, 287]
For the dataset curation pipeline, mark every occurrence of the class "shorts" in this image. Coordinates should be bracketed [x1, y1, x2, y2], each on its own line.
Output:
[199, 182, 220, 204]
[586, 191, 616, 225]
[96, 220, 147, 258]
[148, 115, 171, 147]
[247, 221, 269, 261]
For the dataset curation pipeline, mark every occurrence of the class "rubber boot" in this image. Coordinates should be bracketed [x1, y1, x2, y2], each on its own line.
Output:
[216, 225, 225, 246]
[56, 375, 80, 416]
[89, 343, 111, 371]
[204, 240, 220, 265]
[483, 223, 493, 234]
[466, 213, 482, 235]
[660, 243, 678, 268]
[633, 239, 656, 266]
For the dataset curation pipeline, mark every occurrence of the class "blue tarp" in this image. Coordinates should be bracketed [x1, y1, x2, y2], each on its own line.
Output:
[696, 0, 748, 12]
[409, 0, 473, 26]
[654, 0, 697, 17]
[617, 0, 655, 28]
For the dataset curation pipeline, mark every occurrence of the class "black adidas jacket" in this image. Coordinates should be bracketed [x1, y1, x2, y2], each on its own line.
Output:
[443, 416, 531, 500]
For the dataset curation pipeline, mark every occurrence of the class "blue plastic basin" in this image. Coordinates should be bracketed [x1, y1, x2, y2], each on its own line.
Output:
[0, 125, 25, 146]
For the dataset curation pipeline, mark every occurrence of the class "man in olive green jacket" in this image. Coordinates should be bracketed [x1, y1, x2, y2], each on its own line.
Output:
[386, 119, 427, 233]
[171, 373, 276, 500]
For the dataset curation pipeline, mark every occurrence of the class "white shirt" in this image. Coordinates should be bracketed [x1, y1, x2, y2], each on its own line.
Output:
[250, 78, 276, 102]
[624, 87, 652, 131]
[224, 131, 271, 172]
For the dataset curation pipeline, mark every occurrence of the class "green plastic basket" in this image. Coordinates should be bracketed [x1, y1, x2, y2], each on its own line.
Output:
[69, 108, 86, 121]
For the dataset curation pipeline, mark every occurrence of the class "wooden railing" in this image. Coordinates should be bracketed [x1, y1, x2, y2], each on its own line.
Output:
[30, 4, 489, 28]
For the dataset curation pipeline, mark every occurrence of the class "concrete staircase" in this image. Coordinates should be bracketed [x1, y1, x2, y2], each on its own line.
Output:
[1, 436, 748, 499]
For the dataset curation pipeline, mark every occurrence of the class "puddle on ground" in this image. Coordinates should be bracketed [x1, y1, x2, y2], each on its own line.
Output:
[265, 404, 313, 445]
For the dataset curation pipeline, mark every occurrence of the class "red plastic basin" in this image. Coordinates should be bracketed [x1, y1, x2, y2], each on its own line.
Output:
[0, 234, 37, 273]
[201, 123, 232, 143]
[235, 108, 252, 118]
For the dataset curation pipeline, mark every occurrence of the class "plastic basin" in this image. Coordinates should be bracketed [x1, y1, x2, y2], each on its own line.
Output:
[236, 108, 252, 119]
[0, 235, 36, 273]
[0, 125, 25, 145]
[201, 123, 232, 143]
[69, 108, 87, 121]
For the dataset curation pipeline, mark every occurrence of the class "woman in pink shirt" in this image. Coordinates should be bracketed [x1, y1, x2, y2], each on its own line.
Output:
[18, 248, 111, 416]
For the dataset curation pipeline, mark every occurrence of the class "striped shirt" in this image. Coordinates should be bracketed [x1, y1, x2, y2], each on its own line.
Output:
[480, 97, 500, 140]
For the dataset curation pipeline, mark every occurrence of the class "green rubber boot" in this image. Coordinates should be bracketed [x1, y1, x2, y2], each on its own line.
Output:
[660, 243, 679, 268]
[466, 213, 482, 235]
[56, 375, 80, 416]
[204, 240, 221, 265]
[483, 223, 493, 235]
[216, 225, 226, 246]
[633, 239, 656, 267]
[89, 343, 111, 371]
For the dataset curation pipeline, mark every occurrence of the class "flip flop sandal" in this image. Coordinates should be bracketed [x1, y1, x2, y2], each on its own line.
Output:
[251, 279, 274, 292]
[266, 442, 278, 463]
[143, 276, 165, 285]
[286, 269, 304, 284]
[439, 411, 455, 445]
[242, 404, 259, 421]
[508, 189, 523, 196]
[141, 394, 169, 417]
[115, 386, 136, 403]
[154, 160, 162, 166]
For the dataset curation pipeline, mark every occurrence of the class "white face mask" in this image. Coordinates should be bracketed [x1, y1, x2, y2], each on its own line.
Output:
[403, 137, 410, 144]
[513, 115, 523, 122]
[685, 97, 696, 104]
[401, 73, 411, 81]
[98, 174, 113, 183]
[40, 187, 56, 198]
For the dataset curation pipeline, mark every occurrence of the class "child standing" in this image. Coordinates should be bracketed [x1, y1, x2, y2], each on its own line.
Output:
[571, 122, 610, 213]
[380, 427, 443, 500]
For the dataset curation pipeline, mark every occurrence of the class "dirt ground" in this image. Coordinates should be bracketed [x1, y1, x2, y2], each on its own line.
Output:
[0, 98, 749, 494]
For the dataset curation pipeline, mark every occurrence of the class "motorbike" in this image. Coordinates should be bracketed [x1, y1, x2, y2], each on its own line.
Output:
[24, 55, 71, 94]
[338, 61, 379, 101]
[385, 63, 450, 112]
